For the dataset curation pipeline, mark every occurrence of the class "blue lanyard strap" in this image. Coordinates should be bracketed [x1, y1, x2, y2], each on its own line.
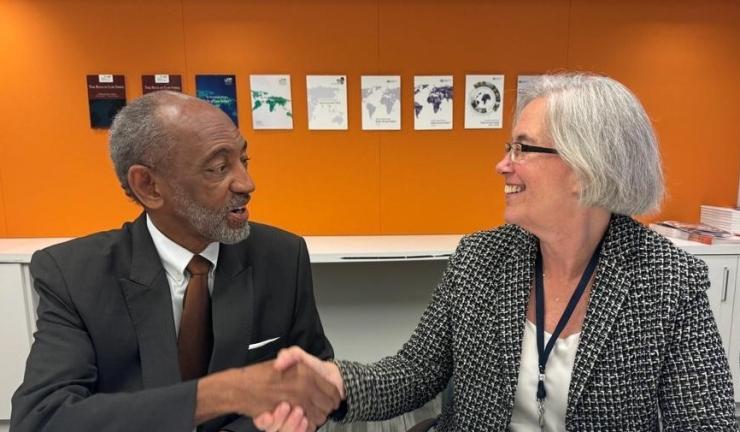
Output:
[534, 237, 604, 402]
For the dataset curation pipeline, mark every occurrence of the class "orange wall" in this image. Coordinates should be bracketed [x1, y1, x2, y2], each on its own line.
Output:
[0, 0, 738, 237]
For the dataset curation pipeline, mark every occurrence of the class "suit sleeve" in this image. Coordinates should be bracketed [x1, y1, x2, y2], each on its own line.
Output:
[658, 261, 736, 431]
[10, 250, 197, 432]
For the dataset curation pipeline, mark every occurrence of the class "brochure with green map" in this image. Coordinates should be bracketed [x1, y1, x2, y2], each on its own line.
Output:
[249, 74, 293, 130]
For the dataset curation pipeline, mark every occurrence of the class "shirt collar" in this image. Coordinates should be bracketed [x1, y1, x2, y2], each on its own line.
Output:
[146, 214, 220, 282]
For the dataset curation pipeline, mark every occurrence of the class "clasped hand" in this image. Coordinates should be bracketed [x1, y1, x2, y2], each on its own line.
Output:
[253, 347, 345, 432]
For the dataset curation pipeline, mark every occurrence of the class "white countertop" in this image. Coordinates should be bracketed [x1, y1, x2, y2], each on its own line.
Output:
[305, 235, 462, 262]
[0, 234, 738, 264]
[0, 235, 464, 264]
[0, 238, 72, 263]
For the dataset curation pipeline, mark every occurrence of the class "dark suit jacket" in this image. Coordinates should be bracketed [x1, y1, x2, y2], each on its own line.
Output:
[10, 214, 333, 432]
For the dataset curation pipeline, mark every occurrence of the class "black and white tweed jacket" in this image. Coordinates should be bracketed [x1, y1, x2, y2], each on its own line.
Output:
[336, 215, 736, 431]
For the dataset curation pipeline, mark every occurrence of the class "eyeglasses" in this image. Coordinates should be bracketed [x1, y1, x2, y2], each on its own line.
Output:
[504, 141, 559, 163]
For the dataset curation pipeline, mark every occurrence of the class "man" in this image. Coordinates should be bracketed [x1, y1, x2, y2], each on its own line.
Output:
[10, 91, 339, 432]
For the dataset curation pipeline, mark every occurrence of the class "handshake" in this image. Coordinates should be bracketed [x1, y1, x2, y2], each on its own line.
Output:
[198, 347, 344, 432]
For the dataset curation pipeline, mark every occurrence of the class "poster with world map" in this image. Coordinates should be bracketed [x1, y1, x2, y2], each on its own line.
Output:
[249, 74, 293, 130]
[414, 75, 453, 130]
[361, 75, 401, 130]
[306, 75, 348, 130]
[464, 74, 504, 129]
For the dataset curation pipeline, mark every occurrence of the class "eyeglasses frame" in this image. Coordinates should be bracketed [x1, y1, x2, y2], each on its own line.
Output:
[504, 141, 559, 162]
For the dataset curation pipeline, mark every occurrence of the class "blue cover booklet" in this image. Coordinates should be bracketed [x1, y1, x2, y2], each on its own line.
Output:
[195, 74, 239, 126]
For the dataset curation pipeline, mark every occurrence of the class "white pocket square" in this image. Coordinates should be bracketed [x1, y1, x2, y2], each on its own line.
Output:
[248, 337, 280, 350]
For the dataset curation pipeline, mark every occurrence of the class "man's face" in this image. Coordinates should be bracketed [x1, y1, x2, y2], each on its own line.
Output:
[170, 178, 251, 245]
[155, 101, 255, 251]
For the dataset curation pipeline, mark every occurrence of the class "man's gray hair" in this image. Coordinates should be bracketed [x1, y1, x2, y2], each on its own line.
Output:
[516, 73, 664, 216]
[109, 91, 179, 201]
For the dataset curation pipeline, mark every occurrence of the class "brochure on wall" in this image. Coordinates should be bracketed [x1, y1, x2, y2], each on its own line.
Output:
[464, 74, 504, 129]
[142, 74, 182, 94]
[306, 75, 348, 130]
[361, 75, 401, 130]
[86, 74, 126, 129]
[413, 75, 453, 130]
[249, 74, 293, 130]
[195, 74, 239, 126]
[516, 74, 540, 105]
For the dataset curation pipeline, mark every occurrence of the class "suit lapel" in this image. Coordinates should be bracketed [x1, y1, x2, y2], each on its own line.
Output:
[566, 217, 633, 417]
[120, 213, 182, 388]
[209, 242, 254, 373]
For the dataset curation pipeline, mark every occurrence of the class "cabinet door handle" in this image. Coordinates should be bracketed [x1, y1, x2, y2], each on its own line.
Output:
[721, 267, 729, 302]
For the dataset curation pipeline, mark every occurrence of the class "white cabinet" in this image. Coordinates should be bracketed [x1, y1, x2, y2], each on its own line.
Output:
[699, 255, 738, 356]
[731, 292, 740, 405]
[0, 264, 34, 419]
[669, 239, 740, 403]
[725, 260, 740, 402]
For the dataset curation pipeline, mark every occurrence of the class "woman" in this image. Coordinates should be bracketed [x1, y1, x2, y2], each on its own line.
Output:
[257, 73, 736, 431]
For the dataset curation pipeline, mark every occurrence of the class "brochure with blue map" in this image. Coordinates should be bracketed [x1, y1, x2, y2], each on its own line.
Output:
[414, 75, 453, 130]
[195, 74, 239, 126]
[87, 74, 126, 129]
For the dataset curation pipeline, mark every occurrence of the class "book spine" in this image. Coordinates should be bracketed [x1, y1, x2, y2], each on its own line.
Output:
[688, 232, 714, 245]
[650, 224, 690, 240]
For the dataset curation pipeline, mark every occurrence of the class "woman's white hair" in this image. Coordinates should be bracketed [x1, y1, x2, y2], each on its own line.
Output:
[516, 73, 664, 216]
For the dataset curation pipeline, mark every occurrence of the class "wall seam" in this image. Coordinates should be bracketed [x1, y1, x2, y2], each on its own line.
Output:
[565, 0, 573, 68]
[179, 0, 190, 90]
[0, 164, 8, 236]
[377, 0, 383, 234]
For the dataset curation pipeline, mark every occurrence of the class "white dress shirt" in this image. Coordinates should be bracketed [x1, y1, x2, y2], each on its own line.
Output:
[146, 215, 219, 336]
[509, 320, 581, 432]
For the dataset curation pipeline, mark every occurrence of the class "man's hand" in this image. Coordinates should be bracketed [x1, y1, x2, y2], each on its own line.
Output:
[253, 347, 345, 431]
[253, 401, 309, 432]
[195, 359, 340, 428]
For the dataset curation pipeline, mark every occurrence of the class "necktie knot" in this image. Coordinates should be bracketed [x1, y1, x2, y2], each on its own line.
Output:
[187, 255, 211, 277]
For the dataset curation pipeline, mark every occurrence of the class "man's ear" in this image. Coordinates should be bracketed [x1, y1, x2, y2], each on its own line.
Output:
[128, 165, 164, 209]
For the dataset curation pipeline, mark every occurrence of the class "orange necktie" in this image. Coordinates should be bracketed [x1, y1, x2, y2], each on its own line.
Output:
[178, 255, 213, 381]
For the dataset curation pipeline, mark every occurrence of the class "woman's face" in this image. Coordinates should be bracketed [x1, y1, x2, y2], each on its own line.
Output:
[495, 97, 581, 233]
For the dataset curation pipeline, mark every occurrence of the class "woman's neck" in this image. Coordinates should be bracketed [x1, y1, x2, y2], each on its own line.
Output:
[537, 209, 611, 281]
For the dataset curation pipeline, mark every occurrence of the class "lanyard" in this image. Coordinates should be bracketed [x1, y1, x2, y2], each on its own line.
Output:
[534, 237, 604, 428]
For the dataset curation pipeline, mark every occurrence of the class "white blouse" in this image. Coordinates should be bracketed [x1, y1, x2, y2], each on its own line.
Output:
[509, 320, 581, 432]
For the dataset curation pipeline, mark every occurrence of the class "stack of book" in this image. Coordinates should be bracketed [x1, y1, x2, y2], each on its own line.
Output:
[700, 205, 740, 235]
[650, 220, 740, 245]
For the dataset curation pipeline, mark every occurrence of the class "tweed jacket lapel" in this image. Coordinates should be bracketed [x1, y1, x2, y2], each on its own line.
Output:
[566, 216, 634, 419]
[120, 213, 182, 388]
[499, 229, 539, 416]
